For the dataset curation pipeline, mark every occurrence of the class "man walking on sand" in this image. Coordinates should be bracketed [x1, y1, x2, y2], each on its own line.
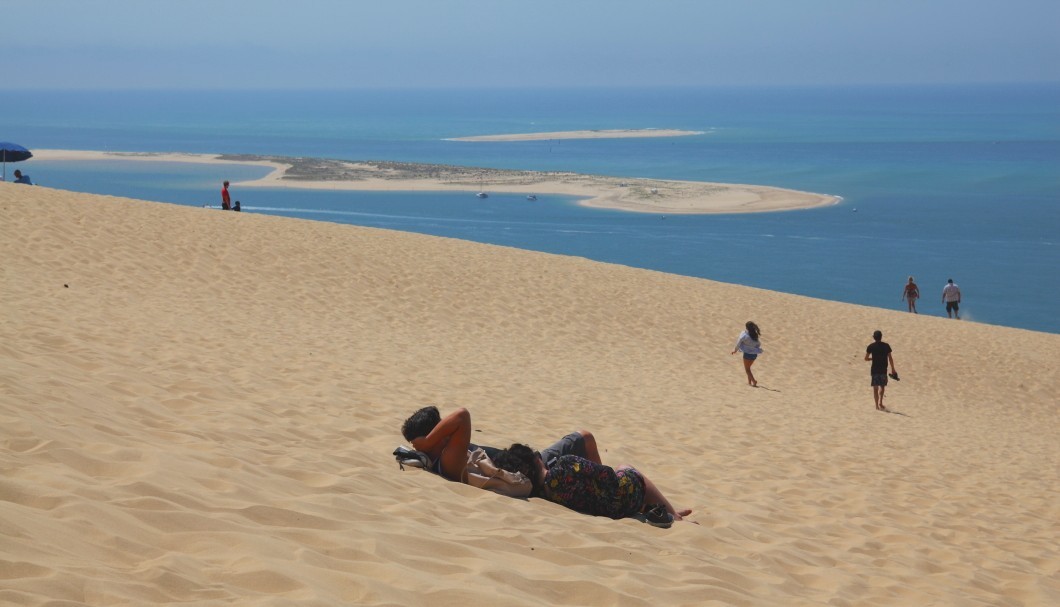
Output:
[942, 278, 961, 319]
[865, 330, 896, 412]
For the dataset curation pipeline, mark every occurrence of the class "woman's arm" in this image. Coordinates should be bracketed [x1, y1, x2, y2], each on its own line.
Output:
[732, 332, 745, 354]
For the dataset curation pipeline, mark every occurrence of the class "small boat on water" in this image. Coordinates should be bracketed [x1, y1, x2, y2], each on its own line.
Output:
[476, 192, 489, 199]
[526, 194, 537, 201]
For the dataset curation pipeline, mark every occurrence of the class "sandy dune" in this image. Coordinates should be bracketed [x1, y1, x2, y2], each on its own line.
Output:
[1, 183, 1057, 606]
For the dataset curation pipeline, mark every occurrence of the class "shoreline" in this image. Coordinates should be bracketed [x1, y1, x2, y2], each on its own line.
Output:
[447, 128, 705, 142]
[32, 149, 840, 214]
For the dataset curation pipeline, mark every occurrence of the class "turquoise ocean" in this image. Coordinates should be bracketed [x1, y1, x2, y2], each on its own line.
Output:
[3, 85, 1058, 333]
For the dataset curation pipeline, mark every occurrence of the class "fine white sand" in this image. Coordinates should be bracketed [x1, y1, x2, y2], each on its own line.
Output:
[31, 149, 838, 214]
[448, 129, 705, 142]
[2, 183, 1057, 606]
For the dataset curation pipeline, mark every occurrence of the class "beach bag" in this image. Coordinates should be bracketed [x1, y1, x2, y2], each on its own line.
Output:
[463, 448, 533, 498]
[393, 445, 433, 471]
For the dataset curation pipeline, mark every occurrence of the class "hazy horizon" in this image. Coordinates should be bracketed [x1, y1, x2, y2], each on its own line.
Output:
[5, 0, 1058, 90]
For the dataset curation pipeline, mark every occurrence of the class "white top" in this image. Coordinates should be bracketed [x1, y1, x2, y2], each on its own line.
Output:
[942, 283, 961, 302]
[734, 331, 763, 355]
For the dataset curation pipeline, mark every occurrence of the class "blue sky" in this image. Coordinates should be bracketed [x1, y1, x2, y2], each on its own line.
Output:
[6, 0, 1059, 89]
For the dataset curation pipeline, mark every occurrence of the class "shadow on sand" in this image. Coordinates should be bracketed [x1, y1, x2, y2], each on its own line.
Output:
[880, 407, 911, 417]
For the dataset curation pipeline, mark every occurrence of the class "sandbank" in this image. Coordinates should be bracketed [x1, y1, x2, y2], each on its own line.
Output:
[448, 128, 705, 142]
[2, 183, 1058, 606]
[32, 148, 839, 214]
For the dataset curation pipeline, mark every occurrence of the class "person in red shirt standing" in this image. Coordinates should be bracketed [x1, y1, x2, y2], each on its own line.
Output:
[221, 180, 232, 210]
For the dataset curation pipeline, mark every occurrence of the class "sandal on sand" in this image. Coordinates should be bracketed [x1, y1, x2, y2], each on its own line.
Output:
[643, 504, 674, 529]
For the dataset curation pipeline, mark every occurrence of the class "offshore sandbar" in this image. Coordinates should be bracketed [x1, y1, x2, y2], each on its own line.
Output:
[32, 149, 839, 215]
[448, 129, 705, 142]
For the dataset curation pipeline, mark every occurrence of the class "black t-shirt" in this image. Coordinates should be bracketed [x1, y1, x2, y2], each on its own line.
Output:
[866, 341, 892, 375]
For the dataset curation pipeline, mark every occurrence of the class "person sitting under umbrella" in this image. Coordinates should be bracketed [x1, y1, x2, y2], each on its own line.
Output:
[1, 141, 33, 181]
[13, 170, 33, 185]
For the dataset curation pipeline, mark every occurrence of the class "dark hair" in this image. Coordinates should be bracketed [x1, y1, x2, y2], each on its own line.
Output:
[401, 405, 441, 441]
[493, 443, 540, 492]
[745, 321, 761, 341]
[873, 330, 883, 341]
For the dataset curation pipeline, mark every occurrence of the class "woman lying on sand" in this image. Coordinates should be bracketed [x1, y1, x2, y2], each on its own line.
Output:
[493, 444, 693, 527]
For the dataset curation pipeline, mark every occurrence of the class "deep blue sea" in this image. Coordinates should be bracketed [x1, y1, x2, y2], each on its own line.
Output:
[3, 85, 1058, 333]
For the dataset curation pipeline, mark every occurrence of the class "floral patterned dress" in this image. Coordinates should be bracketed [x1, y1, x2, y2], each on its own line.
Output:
[541, 455, 646, 519]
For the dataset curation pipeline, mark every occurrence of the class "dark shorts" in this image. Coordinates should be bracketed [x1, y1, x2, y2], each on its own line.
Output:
[946, 301, 960, 313]
[540, 432, 587, 467]
[743, 352, 758, 361]
[871, 374, 889, 387]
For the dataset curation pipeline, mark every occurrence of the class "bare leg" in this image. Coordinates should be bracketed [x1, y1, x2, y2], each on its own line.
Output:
[578, 430, 603, 464]
[873, 386, 888, 411]
[743, 358, 757, 387]
[411, 408, 471, 482]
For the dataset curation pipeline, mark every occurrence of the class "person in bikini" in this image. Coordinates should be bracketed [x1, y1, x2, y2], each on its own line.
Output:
[902, 276, 920, 313]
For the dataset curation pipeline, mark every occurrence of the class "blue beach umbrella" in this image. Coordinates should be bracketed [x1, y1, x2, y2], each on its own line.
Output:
[1, 142, 33, 181]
